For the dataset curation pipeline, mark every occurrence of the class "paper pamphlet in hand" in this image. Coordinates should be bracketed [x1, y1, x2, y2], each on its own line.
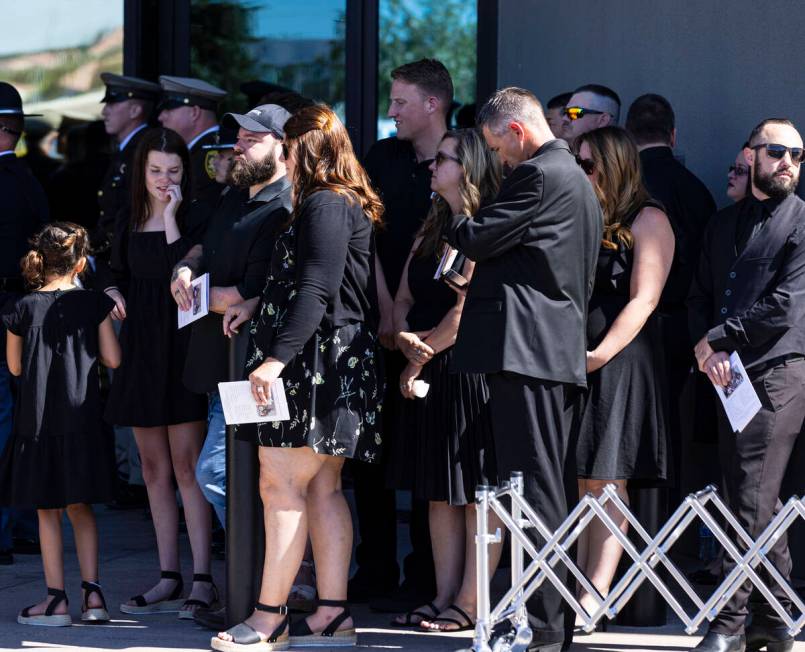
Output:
[217, 380, 290, 425]
[713, 352, 761, 433]
[177, 273, 210, 329]
[434, 247, 459, 280]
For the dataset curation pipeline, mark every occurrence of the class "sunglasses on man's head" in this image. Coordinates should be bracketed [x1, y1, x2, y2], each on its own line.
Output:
[752, 143, 805, 164]
[563, 106, 605, 121]
[434, 151, 461, 167]
[575, 154, 595, 176]
[728, 164, 748, 177]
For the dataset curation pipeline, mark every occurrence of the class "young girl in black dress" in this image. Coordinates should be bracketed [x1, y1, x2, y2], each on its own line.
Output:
[0, 223, 121, 626]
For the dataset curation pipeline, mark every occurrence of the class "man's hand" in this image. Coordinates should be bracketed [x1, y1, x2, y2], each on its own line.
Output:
[704, 351, 732, 387]
[170, 266, 193, 311]
[586, 349, 607, 373]
[694, 335, 716, 372]
[105, 287, 127, 321]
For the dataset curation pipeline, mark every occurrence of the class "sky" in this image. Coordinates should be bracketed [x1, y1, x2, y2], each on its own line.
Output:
[0, 0, 123, 57]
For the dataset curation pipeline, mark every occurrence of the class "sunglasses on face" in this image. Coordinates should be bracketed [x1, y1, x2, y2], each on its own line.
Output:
[728, 164, 748, 177]
[752, 143, 805, 164]
[575, 154, 595, 176]
[434, 151, 461, 167]
[563, 106, 605, 121]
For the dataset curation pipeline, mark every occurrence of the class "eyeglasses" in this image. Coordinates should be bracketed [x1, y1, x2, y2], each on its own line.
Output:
[575, 154, 595, 176]
[563, 106, 605, 121]
[0, 125, 21, 136]
[751, 143, 805, 164]
[728, 164, 748, 177]
[434, 151, 461, 167]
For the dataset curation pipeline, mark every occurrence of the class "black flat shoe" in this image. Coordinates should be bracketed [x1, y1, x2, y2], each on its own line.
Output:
[746, 623, 794, 652]
[692, 631, 747, 652]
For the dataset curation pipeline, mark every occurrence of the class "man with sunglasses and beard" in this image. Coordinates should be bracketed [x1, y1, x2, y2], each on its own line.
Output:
[169, 104, 293, 629]
[688, 118, 805, 652]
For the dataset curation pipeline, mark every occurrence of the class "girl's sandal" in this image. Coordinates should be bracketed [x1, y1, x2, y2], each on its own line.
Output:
[289, 598, 356, 648]
[391, 601, 439, 627]
[18, 587, 72, 627]
[421, 603, 476, 632]
[81, 581, 110, 622]
[119, 569, 185, 614]
[211, 603, 289, 652]
[178, 573, 219, 620]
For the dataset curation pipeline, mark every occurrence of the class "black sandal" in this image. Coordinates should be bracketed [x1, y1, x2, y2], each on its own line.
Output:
[81, 580, 110, 622]
[119, 570, 184, 614]
[18, 587, 72, 627]
[391, 601, 439, 627]
[211, 603, 289, 651]
[178, 573, 219, 620]
[421, 603, 475, 632]
[290, 598, 356, 647]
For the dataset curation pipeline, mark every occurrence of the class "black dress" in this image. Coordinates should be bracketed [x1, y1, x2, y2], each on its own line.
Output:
[105, 229, 207, 427]
[0, 289, 116, 508]
[577, 201, 671, 482]
[236, 191, 383, 461]
[392, 251, 497, 505]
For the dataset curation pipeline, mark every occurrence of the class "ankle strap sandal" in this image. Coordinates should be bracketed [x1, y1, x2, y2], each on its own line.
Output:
[289, 598, 357, 646]
[18, 587, 72, 627]
[81, 581, 110, 622]
[211, 603, 289, 651]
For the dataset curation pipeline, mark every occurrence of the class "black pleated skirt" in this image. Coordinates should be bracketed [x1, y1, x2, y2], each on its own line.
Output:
[391, 349, 497, 505]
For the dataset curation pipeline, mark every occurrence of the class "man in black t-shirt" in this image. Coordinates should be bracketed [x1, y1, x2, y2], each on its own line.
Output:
[349, 59, 452, 610]
[170, 105, 292, 628]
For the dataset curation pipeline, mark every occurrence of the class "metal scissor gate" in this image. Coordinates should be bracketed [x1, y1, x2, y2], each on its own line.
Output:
[471, 472, 805, 652]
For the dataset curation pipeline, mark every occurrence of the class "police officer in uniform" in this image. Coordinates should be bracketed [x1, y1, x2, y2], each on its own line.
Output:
[158, 76, 227, 208]
[0, 82, 49, 564]
[96, 73, 161, 256]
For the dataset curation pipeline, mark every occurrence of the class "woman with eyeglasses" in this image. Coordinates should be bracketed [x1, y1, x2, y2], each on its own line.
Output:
[213, 105, 383, 651]
[726, 143, 751, 202]
[387, 129, 502, 633]
[572, 126, 675, 631]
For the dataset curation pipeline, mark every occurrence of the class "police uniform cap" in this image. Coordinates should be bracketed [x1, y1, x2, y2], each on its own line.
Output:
[100, 73, 161, 104]
[159, 76, 227, 112]
[201, 123, 238, 151]
[0, 81, 41, 117]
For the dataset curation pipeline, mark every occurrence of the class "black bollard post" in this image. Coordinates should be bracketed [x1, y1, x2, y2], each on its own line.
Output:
[226, 334, 263, 624]
[615, 486, 667, 627]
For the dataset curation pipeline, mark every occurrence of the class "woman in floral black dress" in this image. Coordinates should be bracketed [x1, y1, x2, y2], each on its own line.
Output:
[214, 105, 383, 651]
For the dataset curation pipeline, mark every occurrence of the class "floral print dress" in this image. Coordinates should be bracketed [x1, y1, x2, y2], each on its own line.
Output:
[236, 220, 384, 463]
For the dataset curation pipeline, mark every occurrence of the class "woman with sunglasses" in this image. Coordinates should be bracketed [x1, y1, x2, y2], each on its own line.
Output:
[387, 129, 502, 633]
[213, 105, 383, 651]
[572, 126, 675, 630]
[726, 143, 751, 202]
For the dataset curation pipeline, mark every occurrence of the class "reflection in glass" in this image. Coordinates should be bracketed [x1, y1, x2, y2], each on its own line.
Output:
[191, 0, 346, 116]
[377, 0, 477, 138]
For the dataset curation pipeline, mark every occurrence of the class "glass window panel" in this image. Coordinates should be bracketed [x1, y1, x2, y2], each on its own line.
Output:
[0, 0, 123, 120]
[190, 0, 347, 117]
[377, 0, 477, 138]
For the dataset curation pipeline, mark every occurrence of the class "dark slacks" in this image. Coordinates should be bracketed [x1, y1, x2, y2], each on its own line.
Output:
[710, 358, 805, 635]
[487, 371, 580, 647]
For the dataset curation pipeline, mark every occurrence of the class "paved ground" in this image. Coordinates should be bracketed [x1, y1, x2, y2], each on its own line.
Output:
[0, 504, 803, 652]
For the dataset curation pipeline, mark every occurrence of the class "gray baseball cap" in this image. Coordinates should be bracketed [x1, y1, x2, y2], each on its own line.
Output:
[222, 104, 291, 138]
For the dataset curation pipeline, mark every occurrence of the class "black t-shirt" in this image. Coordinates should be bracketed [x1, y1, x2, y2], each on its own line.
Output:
[182, 178, 293, 393]
[364, 138, 434, 296]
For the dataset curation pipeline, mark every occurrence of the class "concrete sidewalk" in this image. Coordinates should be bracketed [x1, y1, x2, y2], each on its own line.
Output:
[0, 505, 803, 652]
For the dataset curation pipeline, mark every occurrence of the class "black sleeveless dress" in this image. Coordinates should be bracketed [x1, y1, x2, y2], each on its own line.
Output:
[392, 251, 497, 505]
[576, 201, 671, 482]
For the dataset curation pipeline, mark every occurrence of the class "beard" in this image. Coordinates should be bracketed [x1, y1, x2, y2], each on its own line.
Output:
[231, 153, 277, 188]
[753, 158, 799, 200]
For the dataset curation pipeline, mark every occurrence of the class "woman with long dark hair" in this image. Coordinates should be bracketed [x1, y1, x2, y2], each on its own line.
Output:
[573, 126, 675, 629]
[104, 128, 213, 618]
[213, 105, 383, 650]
